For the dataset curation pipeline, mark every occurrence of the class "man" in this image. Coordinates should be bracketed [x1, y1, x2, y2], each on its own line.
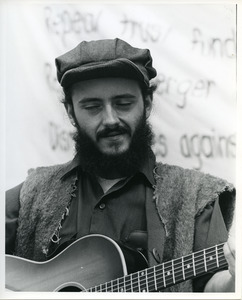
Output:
[6, 38, 235, 292]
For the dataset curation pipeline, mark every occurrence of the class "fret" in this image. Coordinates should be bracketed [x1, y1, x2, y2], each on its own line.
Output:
[131, 271, 139, 292]
[101, 282, 106, 292]
[118, 277, 125, 292]
[215, 245, 219, 267]
[171, 257, 184, 285]
[194, 250, 205, 276]
[152, 266, 158, 291]
[172, 259, 176, 284]
[203, 249, 207, 272]
[124, 274, 132, 292]
[112, 279, 118, 292]
[113, 278, 120, 292]
[145, 269, 149, 292]
[181, 256, 185, 280]
[162, 262, 166, 288]
[123, 275, 126, 292]
[145, 267, 155, 292]
[154, 266, 158, 291]
[152, 264, 164, 291]
[130, 273, 133, 292]
[138, 272, 141, 293]
[106, 281, 112, 292]
[218, 244, 227, 265]
[192, 253, 196, 276]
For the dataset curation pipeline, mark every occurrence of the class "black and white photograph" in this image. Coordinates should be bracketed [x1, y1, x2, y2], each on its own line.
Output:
[0, 0, 241, 298]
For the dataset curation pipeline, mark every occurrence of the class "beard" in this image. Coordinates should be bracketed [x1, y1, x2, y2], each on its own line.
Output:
[73, 113, 154, 179]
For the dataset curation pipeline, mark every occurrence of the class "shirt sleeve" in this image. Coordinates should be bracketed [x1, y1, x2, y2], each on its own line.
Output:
[5, 183, 23, 254]
[192, 199, 228, 292]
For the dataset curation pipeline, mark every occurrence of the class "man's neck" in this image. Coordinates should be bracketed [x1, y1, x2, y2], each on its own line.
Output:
[97, 176, 126, 194]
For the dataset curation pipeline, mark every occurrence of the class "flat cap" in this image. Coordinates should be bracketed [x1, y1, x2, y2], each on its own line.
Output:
[55, 38, 157, 88]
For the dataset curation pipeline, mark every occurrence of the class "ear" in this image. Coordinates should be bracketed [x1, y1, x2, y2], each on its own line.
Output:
[65, 103, 76, 126]
[144, 95, 152, 119]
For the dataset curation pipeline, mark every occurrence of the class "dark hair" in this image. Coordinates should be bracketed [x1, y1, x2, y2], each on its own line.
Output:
[140, 82, 157, 107]
[61, 80, 157, 108]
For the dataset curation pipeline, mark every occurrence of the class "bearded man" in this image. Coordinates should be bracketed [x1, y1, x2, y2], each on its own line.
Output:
[6, 38, 235, 292]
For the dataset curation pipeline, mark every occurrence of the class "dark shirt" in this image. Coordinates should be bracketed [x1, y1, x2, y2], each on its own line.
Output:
[5, 154, 228, 292]
[53, 154, 155, 250]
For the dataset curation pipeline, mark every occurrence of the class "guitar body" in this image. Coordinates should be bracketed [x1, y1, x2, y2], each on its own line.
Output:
[6, 234, 144, 292]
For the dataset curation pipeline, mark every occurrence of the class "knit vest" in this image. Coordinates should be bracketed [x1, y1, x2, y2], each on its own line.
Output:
[15, 161, 235, 292]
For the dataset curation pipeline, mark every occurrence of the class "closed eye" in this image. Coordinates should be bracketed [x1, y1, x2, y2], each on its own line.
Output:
[117, 102, 132, 106]
[83, 104, 101, 110]
[115, 100, 135, 111]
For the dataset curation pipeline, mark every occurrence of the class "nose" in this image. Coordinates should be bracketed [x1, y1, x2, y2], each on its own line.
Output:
[102, 104, 119, 126]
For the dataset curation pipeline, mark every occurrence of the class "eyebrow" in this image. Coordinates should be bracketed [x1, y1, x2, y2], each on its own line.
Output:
[78, 98, 101, 104]
[112, 93, 137, 100]
[78, 93, 137, 103]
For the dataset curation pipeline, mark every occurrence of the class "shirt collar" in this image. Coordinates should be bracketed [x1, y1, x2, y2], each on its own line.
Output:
[61, 152, 156, 186]
[60, 155, 80, 180]
[138, 151, 156, 186]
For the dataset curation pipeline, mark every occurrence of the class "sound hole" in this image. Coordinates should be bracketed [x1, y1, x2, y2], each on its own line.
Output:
[59, 286, 82, 292]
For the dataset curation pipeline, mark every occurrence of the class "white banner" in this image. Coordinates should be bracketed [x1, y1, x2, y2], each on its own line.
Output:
[3, 2, 237, 189]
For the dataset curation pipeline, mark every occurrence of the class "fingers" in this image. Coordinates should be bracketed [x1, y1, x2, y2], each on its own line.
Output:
[223, 239, 235, 278]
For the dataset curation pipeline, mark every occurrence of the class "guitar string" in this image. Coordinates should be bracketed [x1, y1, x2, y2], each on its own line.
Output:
[87, 244, 226, 292]
[88, 257, 227, 292]
[148, 247, 225, 273]
[132, 248, 227, 291]
[141, 257, 227, 292]
[121, 259, 228, 292]
[108, 256, 227, 292]
[88, 246, 225, 292]
[115, 255, 227, 292]
[88, 252, 226, 292]
[152, 245, 225, 276]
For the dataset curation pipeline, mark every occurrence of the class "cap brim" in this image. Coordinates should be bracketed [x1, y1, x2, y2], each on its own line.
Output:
[60, 58, 148, 88]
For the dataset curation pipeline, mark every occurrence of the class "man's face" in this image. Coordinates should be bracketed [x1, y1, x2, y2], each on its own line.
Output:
[68, 77, 152, 156]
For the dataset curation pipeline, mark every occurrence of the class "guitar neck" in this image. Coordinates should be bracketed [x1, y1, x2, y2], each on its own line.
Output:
[87, 243, 227, 292]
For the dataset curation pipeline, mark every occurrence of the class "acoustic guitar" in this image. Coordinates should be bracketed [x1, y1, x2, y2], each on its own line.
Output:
[5, 234, 227, 292]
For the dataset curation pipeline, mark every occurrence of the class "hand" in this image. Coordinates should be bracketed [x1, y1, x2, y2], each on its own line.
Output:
[223, 220, 235, 278]
[204, 220, 236, 292]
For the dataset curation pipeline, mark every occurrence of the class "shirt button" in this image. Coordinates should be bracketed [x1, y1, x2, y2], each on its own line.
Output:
[99, 203, 106, 210]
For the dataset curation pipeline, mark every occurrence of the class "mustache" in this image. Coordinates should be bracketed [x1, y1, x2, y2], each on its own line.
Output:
[97, 124, 131, 139]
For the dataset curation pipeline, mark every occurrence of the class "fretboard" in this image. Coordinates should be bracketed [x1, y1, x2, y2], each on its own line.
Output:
[87, 243, 227, 292]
